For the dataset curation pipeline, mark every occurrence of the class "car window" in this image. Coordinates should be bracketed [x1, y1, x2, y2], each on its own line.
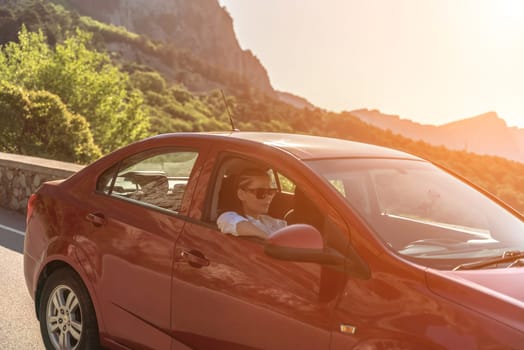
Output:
[276, 172, 295, 194]
[209, 156, 293, 222]
[307, 158, 524, 268]
[98, 150, 198, 213]
[208, 155, 350, 253]
[211, 156, 312, 224]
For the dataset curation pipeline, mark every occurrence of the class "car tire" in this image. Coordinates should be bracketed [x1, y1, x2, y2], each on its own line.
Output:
[38, 267, 101, 350]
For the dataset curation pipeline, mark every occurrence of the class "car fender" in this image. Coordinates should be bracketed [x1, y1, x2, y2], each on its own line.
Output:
[36, 236, 108, 337]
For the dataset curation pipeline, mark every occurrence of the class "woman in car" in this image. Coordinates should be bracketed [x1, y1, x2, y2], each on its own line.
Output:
[217, 168, 287, 238]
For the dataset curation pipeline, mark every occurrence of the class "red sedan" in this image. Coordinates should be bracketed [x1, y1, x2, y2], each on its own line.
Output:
[24, 132, 524, 349]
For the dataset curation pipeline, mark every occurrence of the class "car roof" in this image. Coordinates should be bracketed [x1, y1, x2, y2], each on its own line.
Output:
[155, 132, 421, 160]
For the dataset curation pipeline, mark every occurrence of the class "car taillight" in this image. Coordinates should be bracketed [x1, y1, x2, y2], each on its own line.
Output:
[26, 193, 38, 226]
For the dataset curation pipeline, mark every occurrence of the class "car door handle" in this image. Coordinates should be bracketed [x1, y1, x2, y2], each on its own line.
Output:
[86, 212, 106, 227]
[180, 250, 210, 268]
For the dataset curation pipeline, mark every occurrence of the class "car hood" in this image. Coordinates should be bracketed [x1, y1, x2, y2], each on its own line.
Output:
[426, 268, 524, 330]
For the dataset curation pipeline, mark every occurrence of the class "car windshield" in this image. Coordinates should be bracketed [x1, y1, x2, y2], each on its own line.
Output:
[306, 158, 524, 269]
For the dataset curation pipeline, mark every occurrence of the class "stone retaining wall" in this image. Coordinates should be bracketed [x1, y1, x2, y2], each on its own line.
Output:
[0, 152, 84, 214]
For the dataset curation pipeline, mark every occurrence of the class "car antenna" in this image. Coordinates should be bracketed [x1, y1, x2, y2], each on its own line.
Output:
[221, 89, 239, 131]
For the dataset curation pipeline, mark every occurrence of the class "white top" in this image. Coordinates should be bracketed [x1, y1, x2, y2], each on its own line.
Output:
[217, 211, 287, 238]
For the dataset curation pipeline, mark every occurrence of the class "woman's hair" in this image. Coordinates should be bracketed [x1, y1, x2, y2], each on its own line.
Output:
[237, 167, 270, 190]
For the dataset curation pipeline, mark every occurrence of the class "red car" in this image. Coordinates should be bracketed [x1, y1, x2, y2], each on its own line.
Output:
[24, 132, 524, 350]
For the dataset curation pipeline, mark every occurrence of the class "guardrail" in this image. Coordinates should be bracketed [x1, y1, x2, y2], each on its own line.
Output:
[0, 152, 84, 214]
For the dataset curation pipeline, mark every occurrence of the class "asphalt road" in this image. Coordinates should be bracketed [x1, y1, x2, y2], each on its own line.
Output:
[0, 208, 45, 349]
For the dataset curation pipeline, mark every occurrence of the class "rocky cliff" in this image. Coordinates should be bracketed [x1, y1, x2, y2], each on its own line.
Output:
[64, 0, 274, 95]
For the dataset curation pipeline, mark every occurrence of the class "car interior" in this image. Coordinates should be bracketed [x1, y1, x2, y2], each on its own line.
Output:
[113, 170, 188, 212]
[208, 156, 325, 234]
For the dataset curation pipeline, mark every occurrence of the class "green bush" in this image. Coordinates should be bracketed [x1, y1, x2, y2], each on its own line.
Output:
[0, 81, 29, 153]
[131, 71, 166, 94]
[0, 80, 100, 163]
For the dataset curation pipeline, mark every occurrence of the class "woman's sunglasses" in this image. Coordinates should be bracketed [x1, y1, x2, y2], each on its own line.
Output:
[242, 187, 278, 199]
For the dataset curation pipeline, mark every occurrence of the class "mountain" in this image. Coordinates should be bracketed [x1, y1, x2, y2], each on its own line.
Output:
[59, 0, 275, 96]
[0, 0, 320, 108]
[275, 91, 315, 110]
[350, 109, 524, 163]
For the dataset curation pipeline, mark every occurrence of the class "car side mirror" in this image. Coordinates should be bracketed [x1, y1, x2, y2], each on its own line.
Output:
[264, 224, 371, 279]
[264, 224, 344, 265]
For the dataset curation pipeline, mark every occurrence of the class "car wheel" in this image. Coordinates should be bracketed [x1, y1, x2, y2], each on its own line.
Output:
[38, 268, 101, 350]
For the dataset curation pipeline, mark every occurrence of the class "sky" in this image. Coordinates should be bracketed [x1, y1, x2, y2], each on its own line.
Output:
[218, 0, 524, 128]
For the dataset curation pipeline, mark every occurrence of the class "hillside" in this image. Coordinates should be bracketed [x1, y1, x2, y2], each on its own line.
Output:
[58, 0, 274, 95]
[276, 91, 315, 110]
[0, 0, 273, 99]
[351, 109, 524, 163]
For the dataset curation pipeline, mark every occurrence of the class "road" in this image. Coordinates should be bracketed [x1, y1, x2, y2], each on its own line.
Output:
[0, 208, 45, 349]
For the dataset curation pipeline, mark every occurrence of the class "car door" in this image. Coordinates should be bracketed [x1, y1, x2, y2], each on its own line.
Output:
[76, 145, 207, 349]
[169, 150, 349, 350]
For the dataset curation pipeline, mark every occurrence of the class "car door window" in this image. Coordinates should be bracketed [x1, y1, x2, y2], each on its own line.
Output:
[209, 155, 334, 238]
[208, 156, 295, 223]
[98, 150, 198, 213]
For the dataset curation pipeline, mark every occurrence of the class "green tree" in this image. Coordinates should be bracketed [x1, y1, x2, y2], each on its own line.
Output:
[0, 26, 150, 153]
[131, 70, 167, 94]
[0, 25, 52, 89]
[0, 80, 100, 163]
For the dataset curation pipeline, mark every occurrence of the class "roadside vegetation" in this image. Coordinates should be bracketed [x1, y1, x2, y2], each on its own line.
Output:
[0, 0, 522, 214]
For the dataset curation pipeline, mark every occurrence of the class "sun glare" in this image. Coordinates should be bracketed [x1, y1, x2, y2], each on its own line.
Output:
[498, 0, 524, 18]
[479, 0, 524, 50]
[490, 0, 524, 28]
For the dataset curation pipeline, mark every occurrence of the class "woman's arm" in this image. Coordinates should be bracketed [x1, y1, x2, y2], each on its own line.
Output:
[217, 211, 269, 238]
[235, 221, 269, 238]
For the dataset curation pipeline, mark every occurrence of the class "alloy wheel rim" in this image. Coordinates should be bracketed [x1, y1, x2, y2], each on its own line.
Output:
[46, 285, 83, 350]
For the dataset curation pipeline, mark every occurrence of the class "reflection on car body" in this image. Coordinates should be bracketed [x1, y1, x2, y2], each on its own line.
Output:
[23, 132, 524, 350]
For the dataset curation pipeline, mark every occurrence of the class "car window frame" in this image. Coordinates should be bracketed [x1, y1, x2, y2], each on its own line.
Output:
[95, 146, 202, 217]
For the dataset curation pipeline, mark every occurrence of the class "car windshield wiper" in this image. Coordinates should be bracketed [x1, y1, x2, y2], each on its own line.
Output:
[453, 250, 524, 271]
